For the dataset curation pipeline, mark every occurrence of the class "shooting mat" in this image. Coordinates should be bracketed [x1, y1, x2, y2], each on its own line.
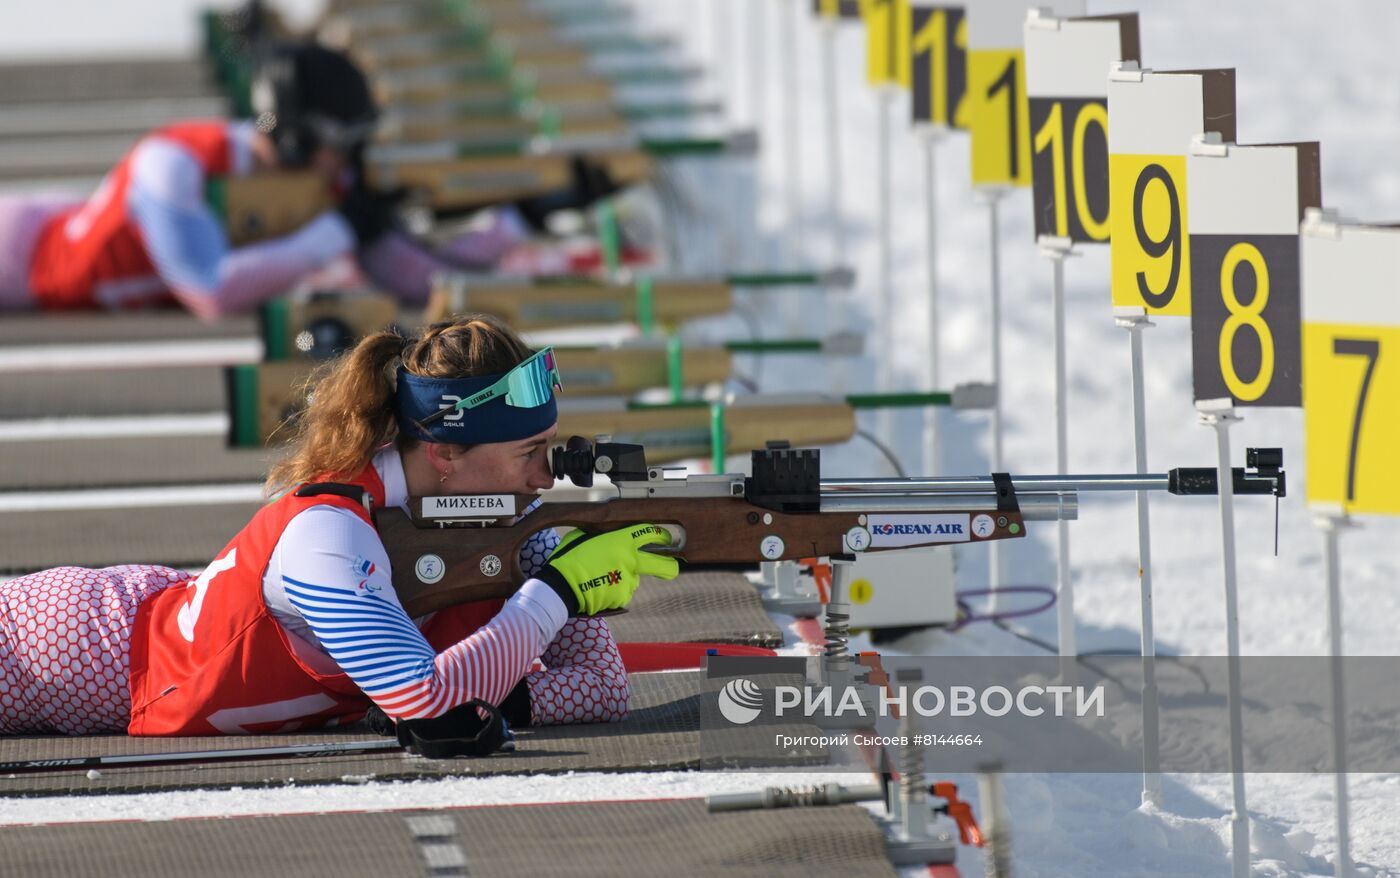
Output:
[0, 670, 823, 796]
[0, 798, 900, 878]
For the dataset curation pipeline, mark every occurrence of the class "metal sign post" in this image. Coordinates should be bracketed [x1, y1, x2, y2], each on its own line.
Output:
[1024, 8, 1138, 662]
[1299, 210, 1400, 878]
[979, 185, 1008, 603]
[920, 125, 945, 474]
[1196, 397, 1249, 878]
[1114, 304, 1162, 805]
[1039, 234, 1076, 659]
[1314, 506, 1355, 878]
[875, 84, 898, 446]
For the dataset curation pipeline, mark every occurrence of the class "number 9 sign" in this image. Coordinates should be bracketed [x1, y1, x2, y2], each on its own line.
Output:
[1107, 64, 1236, 316]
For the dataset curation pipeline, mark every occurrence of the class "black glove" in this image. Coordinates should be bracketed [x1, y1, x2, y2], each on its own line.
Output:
[394, 699, 516, 759]
[336, 184, 400, 247]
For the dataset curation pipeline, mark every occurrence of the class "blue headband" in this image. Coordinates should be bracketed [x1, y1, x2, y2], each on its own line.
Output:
[394, 367, 558, 444]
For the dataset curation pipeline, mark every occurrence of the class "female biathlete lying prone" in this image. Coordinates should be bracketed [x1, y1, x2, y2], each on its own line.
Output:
[0, 315, 677, 746]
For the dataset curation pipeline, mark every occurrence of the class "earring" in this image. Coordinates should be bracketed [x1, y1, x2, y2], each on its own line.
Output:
[439, 471, 449, 483]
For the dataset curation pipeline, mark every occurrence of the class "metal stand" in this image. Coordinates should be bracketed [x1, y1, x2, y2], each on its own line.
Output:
[879, 666, 957, 866]
[1314, 506, 1355, 878]
[815, 555, 876, 728]
[1039, 236, 1077, 659]
[978, 188, 1009, 608]
[920, 126, 945, 475]
[1113, 305, 1162, 806]
[707, 777, 956, 867]
[818, 17, 850, 395]
[758, 559, 822, 618]
[1197, 397, 1250, 878]
[977, 765, 1012, 878]
[875, 85, 897, 444]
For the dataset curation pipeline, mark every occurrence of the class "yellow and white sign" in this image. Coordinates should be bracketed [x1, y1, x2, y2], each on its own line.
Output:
[863, 0, 913, 87]
[1107, 64, 1236, 315]
[1301, 211, 1400, 515]
[965, 0, 1083, 187]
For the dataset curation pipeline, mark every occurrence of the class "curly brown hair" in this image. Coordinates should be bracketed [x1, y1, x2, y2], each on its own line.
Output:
[265, 313, 535, 494]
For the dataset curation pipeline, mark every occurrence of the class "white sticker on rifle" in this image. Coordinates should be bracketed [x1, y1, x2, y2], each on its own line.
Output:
[759, 535, 785, 560]
[867, 515, 971, 547]
[415, 554, 445, 585]
[422, 495, 516, 518]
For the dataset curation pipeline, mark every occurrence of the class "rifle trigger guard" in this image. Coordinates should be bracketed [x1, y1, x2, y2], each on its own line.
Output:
[991, 473, 1020, 514]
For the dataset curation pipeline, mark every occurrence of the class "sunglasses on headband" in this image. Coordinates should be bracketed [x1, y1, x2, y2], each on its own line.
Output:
[415, 347, 562, 431]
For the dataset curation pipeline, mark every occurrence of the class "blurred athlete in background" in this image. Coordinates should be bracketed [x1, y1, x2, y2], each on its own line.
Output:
[0, 42, 531, 321]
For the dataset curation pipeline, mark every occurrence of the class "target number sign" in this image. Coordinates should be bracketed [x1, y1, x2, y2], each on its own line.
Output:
[966, 0, 1084, 188]
[864, 0, 912, 87]
[1187, 141, 1319, 406]
[813, 0, 862, 18]
[1108, 66, 1236, 315]
[1024, 12, 1137, 243]
[1301, 213, 1400, 515]
[910, 3, 967, 128]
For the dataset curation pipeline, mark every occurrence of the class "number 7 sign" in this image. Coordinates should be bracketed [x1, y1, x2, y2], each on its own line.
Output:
[1301, 211, 1400, 515]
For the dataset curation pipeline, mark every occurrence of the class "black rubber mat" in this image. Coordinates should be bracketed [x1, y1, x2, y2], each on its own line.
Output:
[613, 571, 782, 648]
[0, 368, 226, 418]
[0, 311, 254, 346]
[0, 435, 275, 490]
[0, 671, 823, 796]
[0, 798, 899, 878]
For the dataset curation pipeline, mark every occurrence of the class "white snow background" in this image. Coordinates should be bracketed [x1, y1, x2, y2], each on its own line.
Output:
[1, 1, 1398, 876]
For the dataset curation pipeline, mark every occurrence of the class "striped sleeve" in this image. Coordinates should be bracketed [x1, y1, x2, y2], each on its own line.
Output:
[271, 506, 566, 720]
[126, 136, 355, 320]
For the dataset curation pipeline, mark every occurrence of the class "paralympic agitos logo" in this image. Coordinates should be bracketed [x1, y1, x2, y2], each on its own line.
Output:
[577, 570, 623, 592]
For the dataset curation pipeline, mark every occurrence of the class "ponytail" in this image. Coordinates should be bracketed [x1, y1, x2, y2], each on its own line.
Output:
[264, 314, 535, 496]
[265, 329, 404, 494]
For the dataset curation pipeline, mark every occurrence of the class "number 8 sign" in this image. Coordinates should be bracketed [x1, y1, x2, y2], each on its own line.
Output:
[1187, 139, 1320, 407]
[1107, 64, 1236, 315]
[1301, 212, 1400, 515]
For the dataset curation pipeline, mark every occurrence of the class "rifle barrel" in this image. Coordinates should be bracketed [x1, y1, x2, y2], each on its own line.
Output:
[820, 474, 1171, 494]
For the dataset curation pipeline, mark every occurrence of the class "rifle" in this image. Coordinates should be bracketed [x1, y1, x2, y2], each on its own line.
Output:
[379, 439, 1287, 620]
[207, 174, 334, 246]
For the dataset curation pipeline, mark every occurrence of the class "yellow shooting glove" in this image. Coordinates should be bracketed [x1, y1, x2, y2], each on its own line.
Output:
[535, 524, 679, 616]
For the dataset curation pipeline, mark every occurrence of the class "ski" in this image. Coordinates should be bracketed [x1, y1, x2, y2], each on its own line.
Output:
[0, 738, 403, 775]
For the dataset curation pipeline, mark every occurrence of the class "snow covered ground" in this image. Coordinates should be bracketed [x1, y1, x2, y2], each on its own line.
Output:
[684, 0, 1400, 874]
[3, 0, 1399, 875]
